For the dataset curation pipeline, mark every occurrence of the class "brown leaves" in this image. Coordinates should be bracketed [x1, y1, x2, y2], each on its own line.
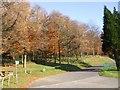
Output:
[1, 2, 102, 58]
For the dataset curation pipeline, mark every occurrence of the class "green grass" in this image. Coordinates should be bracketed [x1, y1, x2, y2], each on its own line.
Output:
[99, 66, 120, 78]
[1, 63, 65, 88]
[61, 55, 114, 69]
[80, 55, 114, 66]
[99, 71, 120, 78]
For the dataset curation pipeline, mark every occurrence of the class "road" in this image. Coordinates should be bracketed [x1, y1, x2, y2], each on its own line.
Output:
[29, 65, 119, 88]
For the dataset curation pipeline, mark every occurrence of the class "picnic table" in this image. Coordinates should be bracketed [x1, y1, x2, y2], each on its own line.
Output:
[0, 70, 14, 88]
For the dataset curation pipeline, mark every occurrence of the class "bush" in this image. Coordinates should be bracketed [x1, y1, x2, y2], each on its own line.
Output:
[103, 66, 117, 71]
[2, 59, 14, 66]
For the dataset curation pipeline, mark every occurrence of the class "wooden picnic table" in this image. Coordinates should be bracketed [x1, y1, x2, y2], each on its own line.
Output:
[0, 70, 14, 88]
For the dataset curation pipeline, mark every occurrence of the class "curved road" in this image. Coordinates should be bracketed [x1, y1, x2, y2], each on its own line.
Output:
[29, 65, 119, 88]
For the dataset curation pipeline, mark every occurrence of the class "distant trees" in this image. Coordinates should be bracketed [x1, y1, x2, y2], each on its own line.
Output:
[102, 6, 120, 71]
[85, 25, 101, 55]
[1, 1, 102, 67]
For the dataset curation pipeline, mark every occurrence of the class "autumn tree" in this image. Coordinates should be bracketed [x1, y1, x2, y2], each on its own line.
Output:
[1, 1, 31, 73]
[28, 5, 47, 61]
[46, 11, 63, 64]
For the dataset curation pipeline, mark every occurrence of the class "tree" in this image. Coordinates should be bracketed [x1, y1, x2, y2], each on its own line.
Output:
[28, 5, 47, 61]
[46, 11, 63, 64]
[86, 24, 101, 55]
[102, 6, 120, 71]
[1, 2, 31, 73]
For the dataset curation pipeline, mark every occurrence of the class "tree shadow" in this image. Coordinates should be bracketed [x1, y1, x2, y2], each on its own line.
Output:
[32, 56, 108, 72]
[40, 62, 81, 71]
[34, 60, 93, 72]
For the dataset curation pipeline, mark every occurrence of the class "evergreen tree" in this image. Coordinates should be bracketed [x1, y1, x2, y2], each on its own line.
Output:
[102, 6, 120, 71]
[102, 6, 113, 55]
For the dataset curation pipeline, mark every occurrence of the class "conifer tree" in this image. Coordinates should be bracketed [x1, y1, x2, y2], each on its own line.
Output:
[102, 6, 120, 71]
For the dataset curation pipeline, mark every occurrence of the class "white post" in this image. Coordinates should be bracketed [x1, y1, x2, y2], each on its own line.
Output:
[24, 54, 27, 73]
[8, 75, 10, 86]
[16, 64, 18, 84]
[22, 55, 23, 64]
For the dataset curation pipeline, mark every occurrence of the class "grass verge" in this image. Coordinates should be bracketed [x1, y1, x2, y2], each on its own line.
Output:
[62, 55, 114, 69]
[99, 66, 120, 78]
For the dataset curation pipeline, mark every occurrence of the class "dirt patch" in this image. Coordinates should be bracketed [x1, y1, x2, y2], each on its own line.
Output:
[21, 72, 65, 88]
[21, 76, 42, 88]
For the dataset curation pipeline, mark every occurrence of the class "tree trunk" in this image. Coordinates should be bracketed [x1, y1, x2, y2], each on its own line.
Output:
[33, 52, 35, 61]
[93, 49, 95, 55]
[53, 44, 57, 64]
[21, 55, 24, 68]
[93, 42, 95, 55]
[67, 51, 70, 64]
[44, 52, 47, 65]
[54, 53, 57, 64]
[58, 50, 61, 64]
[86, 52, 88, 55]
[21, 55, 23, 64]
[114, 51, 120, 71]
[67, 59, 70, 64]
[115, 59, 120, 71]
[13, 56, 15, 61]
[80, 52, 83, 57]
[58, 40, 61, 64]
[115, 57, 120, 71]
[24, 54, 27, 73]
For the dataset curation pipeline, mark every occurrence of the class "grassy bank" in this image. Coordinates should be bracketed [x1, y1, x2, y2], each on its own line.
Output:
[1, 63, 65, 88]
[62, 55, 114, 69]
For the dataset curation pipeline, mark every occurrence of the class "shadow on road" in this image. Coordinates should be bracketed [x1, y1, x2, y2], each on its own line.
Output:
[80, 66, 104, 72]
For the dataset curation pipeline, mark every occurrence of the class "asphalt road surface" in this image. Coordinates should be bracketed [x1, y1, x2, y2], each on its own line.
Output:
[29, 65, 119, 88]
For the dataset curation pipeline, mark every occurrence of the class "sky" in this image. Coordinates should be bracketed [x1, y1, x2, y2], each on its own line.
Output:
[30, 1, 119, 31]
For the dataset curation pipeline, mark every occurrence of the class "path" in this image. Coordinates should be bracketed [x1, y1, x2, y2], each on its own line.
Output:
[29, 64, 119, 88]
